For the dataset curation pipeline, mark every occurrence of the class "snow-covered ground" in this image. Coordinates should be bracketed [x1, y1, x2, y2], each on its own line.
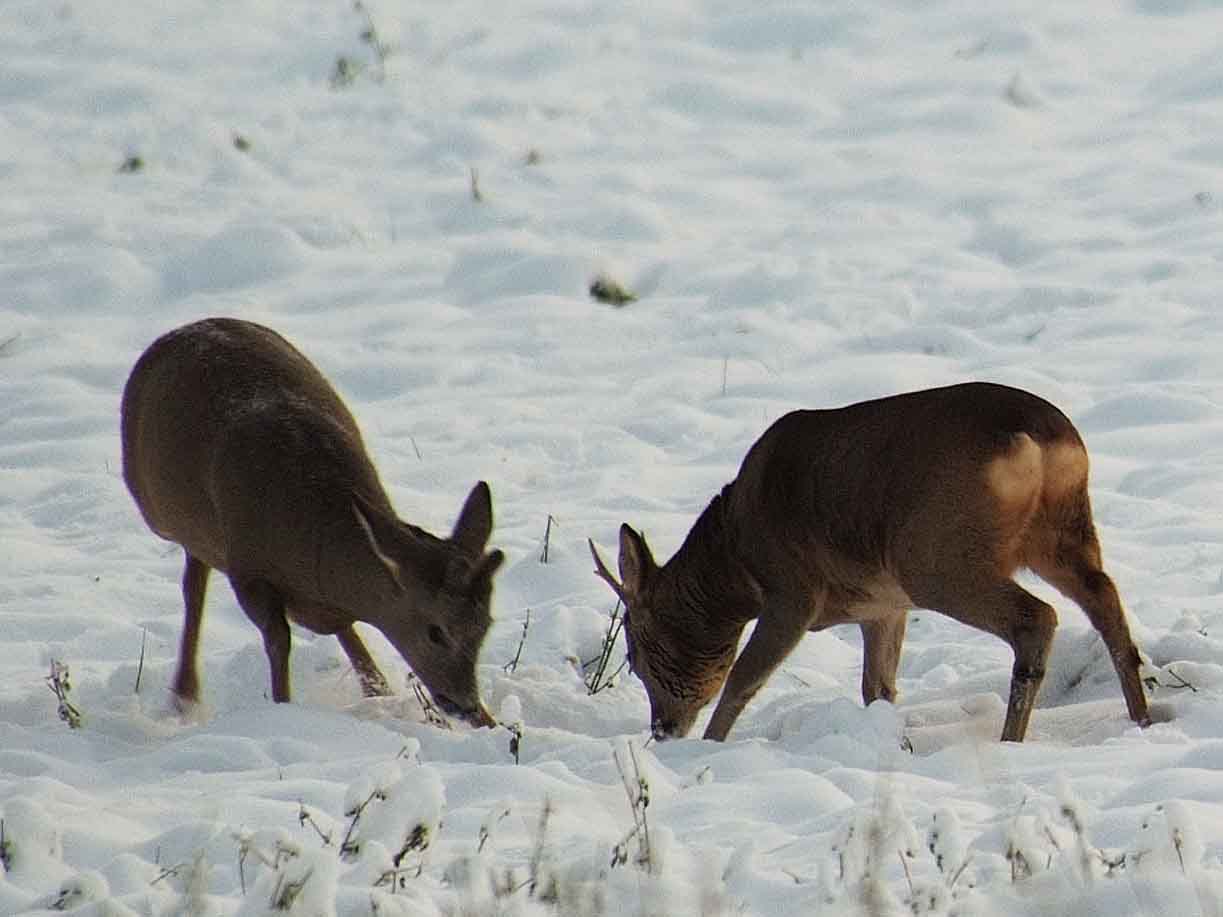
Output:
[4, 0, 1223, 913]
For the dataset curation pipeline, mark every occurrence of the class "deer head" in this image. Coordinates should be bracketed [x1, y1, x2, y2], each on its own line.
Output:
[355, 482, 504, 726]
[590, 525, 739, 740]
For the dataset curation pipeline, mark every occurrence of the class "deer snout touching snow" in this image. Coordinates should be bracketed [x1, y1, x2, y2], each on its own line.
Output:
[121, 317, 504, 728]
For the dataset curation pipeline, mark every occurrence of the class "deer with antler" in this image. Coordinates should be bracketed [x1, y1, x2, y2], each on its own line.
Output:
[591, 382, 1150, 743]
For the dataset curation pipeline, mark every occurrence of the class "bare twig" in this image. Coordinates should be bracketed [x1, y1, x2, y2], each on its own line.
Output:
[584, 600, 627, 695]
[504, 609, 530, 674]
[134, 627, 147, 694]
[46, 660, 82, 729]
[374, 867, 412, 893]
[469, 166, 483, 203]
[354, 0, 389, 82]
[272, 839, 298, 870]
[298, 803, 333, 846]
[1163, 666, 1198, 693]
[506, 721, 523, 764]
[340, 788, 388, 859]
[372, 822, 432, 895]
[270, 868, 313, 909]
[392, 823, 430, 872]
[408, 673, 451, 729]
[898, 849, 914, 896]
[948, 855, 973, 891]
[612, 743, 652, 873]
[527, 800, 553, 895]
[150, 863, 187, 886]
[0, 333, 19, 357]
[1042, 825, 1063, 854]
[238, 843, 248, 895]
[539, 515, 555, 564]
[1007, 842, 1030, 883]
[478, 807, 511, 854]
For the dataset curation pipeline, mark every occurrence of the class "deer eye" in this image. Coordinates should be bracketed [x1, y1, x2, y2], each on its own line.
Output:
[428, 625, 449, 647]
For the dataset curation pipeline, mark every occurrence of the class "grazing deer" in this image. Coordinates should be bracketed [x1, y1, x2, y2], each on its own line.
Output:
[591, 382, 1150, 743]
[121, 317, 504, 727]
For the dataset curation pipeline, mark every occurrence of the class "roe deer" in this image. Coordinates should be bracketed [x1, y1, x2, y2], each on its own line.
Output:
[590, 382, 1151, 743]
[121, 317, 504, 727]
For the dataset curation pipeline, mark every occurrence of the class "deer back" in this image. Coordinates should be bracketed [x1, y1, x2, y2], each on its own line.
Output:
[726, 383, 1085, 588]
[121, 318, 387, 575]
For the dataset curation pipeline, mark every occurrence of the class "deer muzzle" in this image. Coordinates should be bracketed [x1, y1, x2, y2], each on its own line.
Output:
[651, 717, 680, 741]
[434, 692, 496, 729]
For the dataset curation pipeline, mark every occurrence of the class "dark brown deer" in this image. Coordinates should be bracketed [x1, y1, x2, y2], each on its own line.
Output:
[590, 382, 1150, 743]
[121, 317, 504, 727]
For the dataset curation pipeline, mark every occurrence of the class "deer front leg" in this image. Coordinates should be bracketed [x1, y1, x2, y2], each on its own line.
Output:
[231, 577, 293, 703]
[703, 605, 812, 742]
[860, 613, 907, 705]
[335, 625, 391, 697]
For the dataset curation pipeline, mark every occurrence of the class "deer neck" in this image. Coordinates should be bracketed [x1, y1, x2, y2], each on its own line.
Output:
[660, 484, 762, 639]
[315, 499, 449, 625]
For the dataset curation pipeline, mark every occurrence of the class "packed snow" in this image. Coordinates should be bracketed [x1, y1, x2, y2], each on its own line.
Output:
[4, 0, 1223, 914]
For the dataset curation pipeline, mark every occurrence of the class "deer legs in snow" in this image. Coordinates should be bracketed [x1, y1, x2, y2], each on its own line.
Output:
[172, 552, 209, 706]
[703, 606, 812, 741]
[230, 577, 293, 703]
[860, 615, 906, 706]
[172, 550, 394, 707]
[335, 626, 392, 697]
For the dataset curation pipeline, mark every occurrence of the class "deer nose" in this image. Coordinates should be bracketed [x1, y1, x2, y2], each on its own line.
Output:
[466, 703, 496, 729]
[434, 693, 496, 729]
[651, 718, 676, 741]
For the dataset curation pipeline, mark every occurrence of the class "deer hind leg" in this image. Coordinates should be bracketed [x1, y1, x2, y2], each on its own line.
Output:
[230, 577, 292, 703]
[173, 552, 210, 706]
[909, 577, 1057, 742]
[860, 613, 907, 705]
[1027, 512, 1151, 729]
[335, 626, 392, 697]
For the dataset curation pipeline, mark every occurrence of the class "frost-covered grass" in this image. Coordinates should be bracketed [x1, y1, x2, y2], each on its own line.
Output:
[4, 0, 1223, 913]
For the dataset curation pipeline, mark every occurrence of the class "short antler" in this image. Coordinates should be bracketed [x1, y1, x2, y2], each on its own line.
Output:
[588, 538, 627, 603]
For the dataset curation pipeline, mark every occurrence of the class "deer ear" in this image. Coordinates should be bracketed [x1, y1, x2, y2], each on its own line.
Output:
[474, 549, 505, 582]
[618, 524, 656, 598]
[444, 548, 504, 597]
[352, 499, 406, 593]
[451, 481, 494, 557]
[468, 549, 504, 594]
